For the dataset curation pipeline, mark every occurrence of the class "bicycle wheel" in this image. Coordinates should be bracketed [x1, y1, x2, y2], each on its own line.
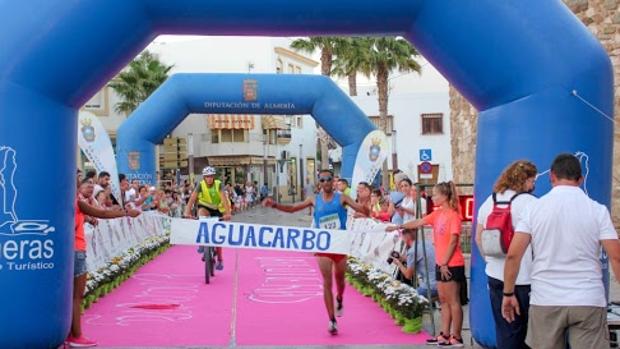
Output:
[204, 249, 211, 284]
[209, 247, 216, 277]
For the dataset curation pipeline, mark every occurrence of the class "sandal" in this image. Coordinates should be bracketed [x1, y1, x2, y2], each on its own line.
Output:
[438, 335, 464, 347]
[426, 332, 449, 345]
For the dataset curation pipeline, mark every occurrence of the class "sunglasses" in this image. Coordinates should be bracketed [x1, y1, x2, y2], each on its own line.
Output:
[318, 176, 333, 183]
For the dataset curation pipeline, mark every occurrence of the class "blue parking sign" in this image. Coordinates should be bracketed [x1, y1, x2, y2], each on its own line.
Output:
[419, 149, 432, 162]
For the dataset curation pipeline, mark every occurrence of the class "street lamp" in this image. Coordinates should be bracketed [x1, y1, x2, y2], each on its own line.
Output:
[391, 129, 398, 171]
[299, 143, 304, 200]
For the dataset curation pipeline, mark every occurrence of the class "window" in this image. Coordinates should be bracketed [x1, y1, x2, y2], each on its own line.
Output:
[295, 66, 302, 74]
[288, 63, 295, 73]
[421, 113, 443, 135]
[212, 129, 247, 143]
[296, 116, 303, 128]
[276, 58, 283, 74]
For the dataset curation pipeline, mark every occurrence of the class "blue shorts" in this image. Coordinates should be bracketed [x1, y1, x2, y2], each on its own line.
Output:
[74, 251, 88, 277]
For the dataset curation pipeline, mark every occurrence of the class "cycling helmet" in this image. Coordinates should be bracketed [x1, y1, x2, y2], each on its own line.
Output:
[202, 166, 216, 176]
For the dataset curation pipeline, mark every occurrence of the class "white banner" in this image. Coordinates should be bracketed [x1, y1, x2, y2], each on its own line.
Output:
[171, 217, 399, 273]
[350, 130, 389, 199]
[85, 212, 170, 272]
[78, 111, 121, 201]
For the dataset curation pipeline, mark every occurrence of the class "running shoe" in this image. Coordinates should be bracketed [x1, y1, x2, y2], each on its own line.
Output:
[67, 335, 97, 348]
[335, 297, 344, 317]
[216, 261, 224, 270]
[328, 320, 338, 335]
[426, 332, 448, 345]
[438, 335, 464, 347]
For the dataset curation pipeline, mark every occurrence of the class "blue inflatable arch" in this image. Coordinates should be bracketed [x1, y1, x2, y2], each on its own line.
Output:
[116, 73, 375, 184]
[0, 1, 613, 347]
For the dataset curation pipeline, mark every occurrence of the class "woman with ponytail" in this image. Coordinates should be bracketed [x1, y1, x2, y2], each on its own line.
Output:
[387, 180, 465, 347]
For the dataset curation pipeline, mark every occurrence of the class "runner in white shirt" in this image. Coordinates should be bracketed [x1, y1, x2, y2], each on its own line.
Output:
[502, 154, 620, 349]
[475, 160, 538, 349]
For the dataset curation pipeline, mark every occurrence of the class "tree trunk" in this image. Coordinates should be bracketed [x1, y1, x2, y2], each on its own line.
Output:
[318, 47, 333, 170]
[376, 64, 390, 190]
[348, 71, 357, 97]
[320, 47, 333, 76]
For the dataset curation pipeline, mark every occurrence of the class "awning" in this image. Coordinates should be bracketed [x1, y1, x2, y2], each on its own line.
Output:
[261, 115, 289, 129]
[207, 114, 255, 129]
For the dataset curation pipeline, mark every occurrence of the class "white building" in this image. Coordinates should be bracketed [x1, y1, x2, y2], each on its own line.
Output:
[349, 91, 453, 185]
[82, 36, 319, 201]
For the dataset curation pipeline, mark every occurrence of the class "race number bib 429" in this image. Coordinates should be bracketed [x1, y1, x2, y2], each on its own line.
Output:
[319, 214, 340, 230]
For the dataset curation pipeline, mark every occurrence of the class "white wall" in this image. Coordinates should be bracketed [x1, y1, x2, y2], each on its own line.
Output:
[351, 91, 453, 182]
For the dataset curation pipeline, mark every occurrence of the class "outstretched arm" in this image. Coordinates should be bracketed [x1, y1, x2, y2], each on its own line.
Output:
[263, 196, 314, 213]
[78, 200, 140, 219]
[341, 194, 370, 217]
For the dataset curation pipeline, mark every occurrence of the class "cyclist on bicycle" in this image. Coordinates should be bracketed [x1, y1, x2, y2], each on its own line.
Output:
[184, 166, 232, 270]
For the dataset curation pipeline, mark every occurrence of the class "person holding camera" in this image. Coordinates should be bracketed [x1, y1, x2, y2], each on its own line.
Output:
[391, 229, 438, 300]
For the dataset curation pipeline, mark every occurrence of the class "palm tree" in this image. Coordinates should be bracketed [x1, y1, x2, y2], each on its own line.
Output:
[290, 37, 342, 170]
[331, 38, 371, 97]
[364, 37, 421, 188]
[365, 37, 421, 132]
[109, 51, 173, 115]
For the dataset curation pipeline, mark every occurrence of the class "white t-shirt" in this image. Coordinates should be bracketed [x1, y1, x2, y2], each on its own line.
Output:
[516, 185, 618, 307]
[477, 189, 536, 285]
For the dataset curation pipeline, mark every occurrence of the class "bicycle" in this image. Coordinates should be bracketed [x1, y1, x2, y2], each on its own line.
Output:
[202, 245, 216, 284]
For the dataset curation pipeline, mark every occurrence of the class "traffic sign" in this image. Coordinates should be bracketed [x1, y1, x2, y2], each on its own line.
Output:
[419, 161, 433, 174]
[419, 149, 432, 162]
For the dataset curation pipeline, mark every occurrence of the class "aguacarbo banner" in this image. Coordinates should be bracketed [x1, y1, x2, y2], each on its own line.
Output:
[85, 212, 170, 273]
[171, 217, 399, 272]
[78, 111, 122, 201]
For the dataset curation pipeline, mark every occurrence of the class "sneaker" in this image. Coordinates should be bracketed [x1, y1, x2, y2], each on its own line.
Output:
[67, 335, 97, 348]
[215, 261, 224, 270]
[426, 332, 448, 345]
[438, 335, 464, 348]
[335, 297, 343, 317]
[328, 320, 338, 335]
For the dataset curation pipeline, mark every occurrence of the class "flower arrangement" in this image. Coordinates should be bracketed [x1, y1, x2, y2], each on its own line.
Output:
[346, 257, 428, 333]
[82, 234, 170, 310]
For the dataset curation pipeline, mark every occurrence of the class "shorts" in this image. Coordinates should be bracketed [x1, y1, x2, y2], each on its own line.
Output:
[435, 265, 466, 282]
[527, 305, 609, 349]
[197, 204, 223, 218]
[436, 265, 468, 305]
[74, 251, 88, 277]
[315, 253, 347, 263]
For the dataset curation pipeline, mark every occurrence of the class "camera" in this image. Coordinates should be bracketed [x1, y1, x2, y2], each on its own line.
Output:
[386, 251, 401, 264]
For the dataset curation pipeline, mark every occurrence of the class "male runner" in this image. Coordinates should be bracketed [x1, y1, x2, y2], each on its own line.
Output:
[184, 166, 231, 270]
[263, 169, 369, 334]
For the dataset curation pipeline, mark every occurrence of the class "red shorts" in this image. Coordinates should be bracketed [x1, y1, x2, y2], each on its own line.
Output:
[315, 253, 347, 263]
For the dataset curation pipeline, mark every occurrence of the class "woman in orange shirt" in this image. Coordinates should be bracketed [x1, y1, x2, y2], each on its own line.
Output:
[69, 177, 141, 347]
[387, 181, 464, 347]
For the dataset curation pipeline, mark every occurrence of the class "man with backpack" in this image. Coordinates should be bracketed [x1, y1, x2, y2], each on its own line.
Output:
[475, 160, 538, 349]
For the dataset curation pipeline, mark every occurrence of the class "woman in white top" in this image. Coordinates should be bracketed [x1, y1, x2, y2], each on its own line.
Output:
[475, 160, 537, 349]
[389, 178, 427, 223]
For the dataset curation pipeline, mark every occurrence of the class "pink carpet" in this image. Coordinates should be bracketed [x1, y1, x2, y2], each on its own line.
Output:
[235, 249, 430, 346]
[83, 246, 429, 347]
[82, 246, 234, 347]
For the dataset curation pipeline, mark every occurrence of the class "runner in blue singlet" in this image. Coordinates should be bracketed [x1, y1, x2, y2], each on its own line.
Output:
[263, 169, 369, 335]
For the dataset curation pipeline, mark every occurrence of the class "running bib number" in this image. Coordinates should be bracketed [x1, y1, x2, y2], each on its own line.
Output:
[319, 214, 340, 230]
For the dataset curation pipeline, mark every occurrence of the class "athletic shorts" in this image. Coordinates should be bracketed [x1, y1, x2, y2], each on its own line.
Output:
[197, 204, 223, 218]
[315, 253, 347, 263]
[74, 251, 88, 277]
[435, 265, 466, 282]
[436, 265, 468, 305]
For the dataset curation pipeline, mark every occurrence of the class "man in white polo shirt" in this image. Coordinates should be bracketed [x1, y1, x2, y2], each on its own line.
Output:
[502, 153, 620, 349]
